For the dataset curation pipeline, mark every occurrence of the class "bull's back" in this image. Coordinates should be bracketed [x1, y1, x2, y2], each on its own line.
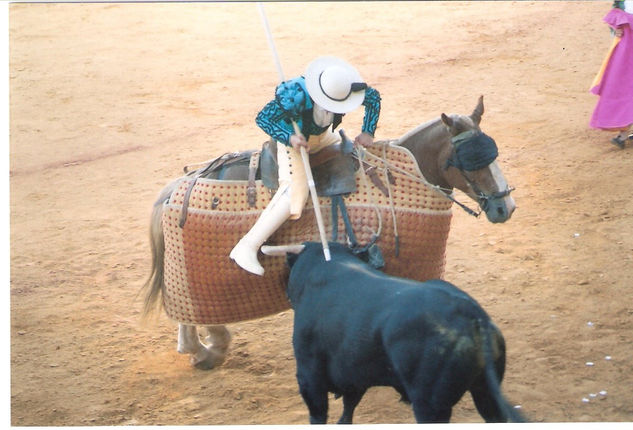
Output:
[291, 271, 488, 391]
[291, 268, 408, 390]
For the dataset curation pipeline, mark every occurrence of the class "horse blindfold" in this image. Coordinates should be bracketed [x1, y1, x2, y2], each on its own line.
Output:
[446, 130, 498, 171]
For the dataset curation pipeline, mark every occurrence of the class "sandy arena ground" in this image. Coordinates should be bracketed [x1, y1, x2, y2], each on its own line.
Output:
[9, 1, 633, 425]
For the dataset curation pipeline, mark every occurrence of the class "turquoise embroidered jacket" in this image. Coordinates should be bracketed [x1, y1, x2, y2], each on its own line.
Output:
[255, 76, 381, 146]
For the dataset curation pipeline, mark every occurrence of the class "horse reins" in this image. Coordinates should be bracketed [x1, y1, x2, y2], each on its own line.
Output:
[443, 130, 514, 215]
[355, 144, 486, 218]
[453, 169, 515, 215]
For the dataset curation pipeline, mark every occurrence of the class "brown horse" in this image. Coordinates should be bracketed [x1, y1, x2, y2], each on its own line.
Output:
[142, 96, 515, 369]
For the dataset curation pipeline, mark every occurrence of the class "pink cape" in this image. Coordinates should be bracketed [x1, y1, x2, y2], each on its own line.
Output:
[590, 8, 633, 130]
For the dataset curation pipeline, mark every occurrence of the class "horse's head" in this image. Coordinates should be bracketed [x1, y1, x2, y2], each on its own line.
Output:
[439, 96, 515, 223]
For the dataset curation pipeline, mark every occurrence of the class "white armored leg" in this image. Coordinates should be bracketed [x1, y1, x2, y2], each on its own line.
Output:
[230, 188, 291, 275]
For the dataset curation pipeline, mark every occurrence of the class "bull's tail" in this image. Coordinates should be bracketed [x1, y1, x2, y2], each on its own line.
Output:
[478, 320, 526, 423]
[140, 177, 184, 317]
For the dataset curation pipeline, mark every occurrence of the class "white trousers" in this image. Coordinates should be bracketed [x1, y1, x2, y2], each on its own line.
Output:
[276, 129, 341, 219]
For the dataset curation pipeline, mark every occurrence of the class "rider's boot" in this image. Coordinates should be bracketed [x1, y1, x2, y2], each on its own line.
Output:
[229, 188, 291, 276]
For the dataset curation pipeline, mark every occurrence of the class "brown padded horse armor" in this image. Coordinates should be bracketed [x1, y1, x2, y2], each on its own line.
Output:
[161, 142, 453, 325]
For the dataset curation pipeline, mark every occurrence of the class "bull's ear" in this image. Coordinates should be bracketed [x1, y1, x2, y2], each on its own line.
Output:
[261, 244, 305, 256]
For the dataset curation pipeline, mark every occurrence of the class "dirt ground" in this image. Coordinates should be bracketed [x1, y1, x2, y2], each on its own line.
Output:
[8, 1, 633, 426]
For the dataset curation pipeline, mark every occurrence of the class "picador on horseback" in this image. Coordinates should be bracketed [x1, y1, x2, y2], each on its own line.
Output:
[141, 4, 516, 371]
[230, 56, 381, 275]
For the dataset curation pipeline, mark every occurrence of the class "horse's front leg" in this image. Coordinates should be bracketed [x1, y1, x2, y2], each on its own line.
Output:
[177, 324, 229, 370]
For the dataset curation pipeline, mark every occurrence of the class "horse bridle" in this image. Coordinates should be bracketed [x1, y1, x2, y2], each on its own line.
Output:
[444, 130, 514, 216]
[458, 170, 515, 214]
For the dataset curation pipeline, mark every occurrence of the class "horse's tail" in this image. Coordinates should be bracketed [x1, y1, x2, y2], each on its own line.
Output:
[140, 177, 184, 317]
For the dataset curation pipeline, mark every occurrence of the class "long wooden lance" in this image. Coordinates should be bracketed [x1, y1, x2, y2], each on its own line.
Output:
[256, 3, 331, 261]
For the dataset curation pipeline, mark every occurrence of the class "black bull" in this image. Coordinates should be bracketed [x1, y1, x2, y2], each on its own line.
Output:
[284, 242, 525, 424]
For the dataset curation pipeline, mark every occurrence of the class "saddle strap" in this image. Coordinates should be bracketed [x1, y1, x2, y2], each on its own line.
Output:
[330, 195, 358, 246]
[330, 195, 385, 269]
[179, 150, 261, 228]
[179, 176, 199, 228]
[247, 151, 261, 207]
[364, 164, 390, 196]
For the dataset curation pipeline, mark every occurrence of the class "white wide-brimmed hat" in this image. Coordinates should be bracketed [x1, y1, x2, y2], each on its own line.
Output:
[304, 56, 367, 114]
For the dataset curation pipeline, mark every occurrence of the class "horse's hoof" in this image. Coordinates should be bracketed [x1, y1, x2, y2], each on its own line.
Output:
[190, 348, 226, 370]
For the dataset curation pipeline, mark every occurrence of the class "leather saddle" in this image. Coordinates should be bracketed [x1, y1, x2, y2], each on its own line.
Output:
[185, 134, 358, 203]
[259, 139, 357, 197]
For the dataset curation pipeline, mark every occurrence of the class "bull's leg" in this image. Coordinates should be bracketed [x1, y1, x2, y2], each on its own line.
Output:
[407, 386, 452, 423]
[399, 357, 461, 423]
[296, 367, 329, 424]
[176, 324, 228, 370]
[410, 401, 452, 424]
[337, 390, 366, 424]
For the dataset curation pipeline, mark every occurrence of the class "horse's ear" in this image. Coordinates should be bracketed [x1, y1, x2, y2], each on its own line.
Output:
[471, 95, 484, 125]
[441, 113, 453, 127]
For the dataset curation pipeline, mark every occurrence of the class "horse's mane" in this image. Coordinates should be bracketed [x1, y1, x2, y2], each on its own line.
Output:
[396, 117, 448, 147]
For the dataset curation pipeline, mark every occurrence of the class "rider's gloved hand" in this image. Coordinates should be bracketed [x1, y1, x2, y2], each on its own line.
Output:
[290, 133, 309, 150]
[355, 132, 374, 147]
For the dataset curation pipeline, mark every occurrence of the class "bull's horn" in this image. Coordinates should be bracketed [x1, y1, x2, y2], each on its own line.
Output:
[261, 244, 305, 256]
